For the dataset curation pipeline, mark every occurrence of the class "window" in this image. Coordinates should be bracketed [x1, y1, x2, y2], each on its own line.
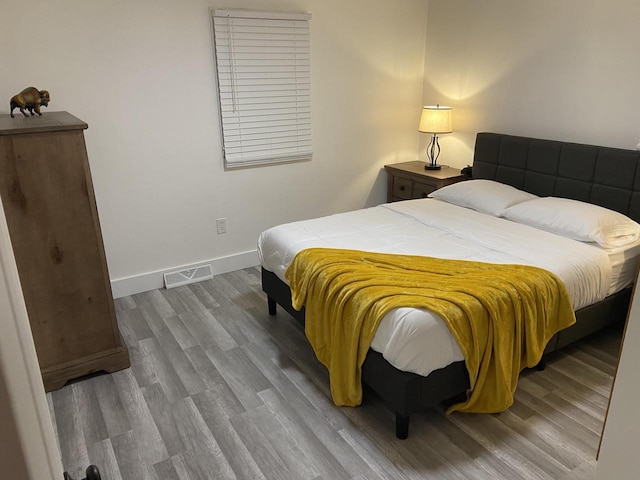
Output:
[212, 9, 312, 168]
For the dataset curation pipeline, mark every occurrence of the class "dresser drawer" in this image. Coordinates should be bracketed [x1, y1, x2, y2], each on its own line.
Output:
[412, 181, 436, 199]
[392, 177, 412, 200]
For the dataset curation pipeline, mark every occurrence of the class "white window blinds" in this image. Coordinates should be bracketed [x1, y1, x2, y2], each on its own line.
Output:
[212, 9, 312, 168]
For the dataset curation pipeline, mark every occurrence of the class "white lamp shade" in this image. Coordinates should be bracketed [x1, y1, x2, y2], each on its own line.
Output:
[418, 105, 453, 134]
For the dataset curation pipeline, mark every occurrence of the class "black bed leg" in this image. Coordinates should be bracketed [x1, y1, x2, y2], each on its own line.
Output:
[535, 359, 546, 371]
[395, 413, 410, 440]
[267, 296, 277, 315]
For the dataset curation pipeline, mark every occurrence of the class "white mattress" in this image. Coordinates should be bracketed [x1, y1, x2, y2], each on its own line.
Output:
[258, 199, 640, 377]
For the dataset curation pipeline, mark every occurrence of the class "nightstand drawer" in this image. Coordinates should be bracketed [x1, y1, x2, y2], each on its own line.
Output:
[392, 177, 412, 200]
[412, 182, 436, 199]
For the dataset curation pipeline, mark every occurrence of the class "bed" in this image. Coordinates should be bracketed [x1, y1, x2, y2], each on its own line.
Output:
[259, 132, 640, 439]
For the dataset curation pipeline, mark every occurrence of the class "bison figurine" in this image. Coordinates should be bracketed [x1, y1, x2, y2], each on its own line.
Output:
[10, 87, 50, 118]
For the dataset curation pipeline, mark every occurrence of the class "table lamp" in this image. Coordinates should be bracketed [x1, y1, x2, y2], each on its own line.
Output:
[418, 105, 453, 170]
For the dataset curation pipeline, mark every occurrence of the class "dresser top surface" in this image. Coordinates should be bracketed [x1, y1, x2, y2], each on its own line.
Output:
[384, 161, 463, 179]
[0, 111, 87, 136]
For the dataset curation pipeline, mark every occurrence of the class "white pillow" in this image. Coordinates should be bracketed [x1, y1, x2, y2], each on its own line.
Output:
[428, 179, 538, 216]
[503, 197, 640, 248]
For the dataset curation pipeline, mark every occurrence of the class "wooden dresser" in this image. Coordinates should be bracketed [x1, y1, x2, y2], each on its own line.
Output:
[0, 111, 129, 391]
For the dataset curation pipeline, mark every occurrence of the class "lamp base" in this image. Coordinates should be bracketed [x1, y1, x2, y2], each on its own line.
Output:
[425, 164, 442, 171]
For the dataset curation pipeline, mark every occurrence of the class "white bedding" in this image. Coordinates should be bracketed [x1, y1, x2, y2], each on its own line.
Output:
[258, 199, 638, 377]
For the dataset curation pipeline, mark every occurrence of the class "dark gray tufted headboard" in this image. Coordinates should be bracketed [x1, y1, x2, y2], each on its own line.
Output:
[472, 132, 640, 222]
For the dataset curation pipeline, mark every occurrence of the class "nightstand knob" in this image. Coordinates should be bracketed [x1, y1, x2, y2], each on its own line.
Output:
[399, 185, 406, 191]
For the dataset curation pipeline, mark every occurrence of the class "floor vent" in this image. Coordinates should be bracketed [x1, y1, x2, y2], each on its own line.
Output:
[163, 264, 213, 289]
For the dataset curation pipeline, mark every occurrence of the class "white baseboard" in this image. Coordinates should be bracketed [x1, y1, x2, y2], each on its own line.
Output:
[110, 249, 260, 298]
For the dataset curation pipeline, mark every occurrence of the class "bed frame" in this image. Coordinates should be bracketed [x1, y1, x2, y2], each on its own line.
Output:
[262, 132, 640, 439]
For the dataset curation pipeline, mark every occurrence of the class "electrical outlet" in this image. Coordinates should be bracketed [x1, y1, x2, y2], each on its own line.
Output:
[216, 217, 227, 234]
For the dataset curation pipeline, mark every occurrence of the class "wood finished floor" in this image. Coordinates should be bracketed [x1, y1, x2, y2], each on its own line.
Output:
[48, 266, 622, 480]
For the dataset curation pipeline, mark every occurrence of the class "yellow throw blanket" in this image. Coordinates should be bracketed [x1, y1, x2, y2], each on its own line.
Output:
[285, 248, 576, 413]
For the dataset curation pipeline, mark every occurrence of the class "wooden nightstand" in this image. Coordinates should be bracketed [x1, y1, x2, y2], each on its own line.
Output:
[384, 161, 468, 202]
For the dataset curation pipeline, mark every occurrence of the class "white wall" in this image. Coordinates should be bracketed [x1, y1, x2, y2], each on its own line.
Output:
[597, 281, 640, 478]
[0, 0, 428, 296]
[422, 0, 640, 169]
